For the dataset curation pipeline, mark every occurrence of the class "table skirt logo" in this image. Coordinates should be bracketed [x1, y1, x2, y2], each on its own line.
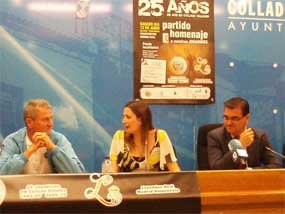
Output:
[84, 173, 122, 207]
[0, 179, 6, 205]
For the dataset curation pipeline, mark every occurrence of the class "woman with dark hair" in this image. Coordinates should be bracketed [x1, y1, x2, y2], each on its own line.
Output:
[109, 100, 180, 172]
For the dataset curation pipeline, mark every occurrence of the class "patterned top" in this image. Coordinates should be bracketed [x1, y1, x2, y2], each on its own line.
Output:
[109, 129, 177, 172]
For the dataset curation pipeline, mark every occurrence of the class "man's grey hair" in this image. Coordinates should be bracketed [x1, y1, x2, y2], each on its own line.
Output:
[23, 99, 52, 121]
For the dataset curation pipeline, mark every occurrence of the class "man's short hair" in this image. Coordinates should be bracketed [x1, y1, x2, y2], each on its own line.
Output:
[224, 97, 249, 116]
[23, 99, 52, 120]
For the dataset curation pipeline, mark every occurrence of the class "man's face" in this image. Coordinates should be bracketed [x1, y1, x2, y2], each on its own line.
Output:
[26, 107, 54, 136]
[223, 107, 250, 137]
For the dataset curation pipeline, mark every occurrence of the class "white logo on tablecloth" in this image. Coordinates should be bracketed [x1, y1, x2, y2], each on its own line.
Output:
[84, 173, 122, 207]
[0, 179, 6, 205]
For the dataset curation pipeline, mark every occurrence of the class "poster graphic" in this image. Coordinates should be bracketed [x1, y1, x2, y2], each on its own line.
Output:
[133, 0, 215, 104]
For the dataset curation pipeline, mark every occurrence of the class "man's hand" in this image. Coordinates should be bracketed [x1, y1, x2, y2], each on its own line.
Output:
[24, 139, 44, 158]
[239, 128, 254, 148]
[24, 132, 56, 158]
[32, 132, 56, 151]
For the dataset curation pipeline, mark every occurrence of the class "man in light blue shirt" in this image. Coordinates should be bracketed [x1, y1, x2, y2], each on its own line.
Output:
[0, 99, 85, 174]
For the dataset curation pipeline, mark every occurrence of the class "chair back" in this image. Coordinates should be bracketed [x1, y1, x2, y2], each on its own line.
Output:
[197, 123, 222, 170]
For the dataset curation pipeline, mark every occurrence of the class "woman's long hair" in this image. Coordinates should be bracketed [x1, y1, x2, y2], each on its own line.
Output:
[124, 99, 154, 146]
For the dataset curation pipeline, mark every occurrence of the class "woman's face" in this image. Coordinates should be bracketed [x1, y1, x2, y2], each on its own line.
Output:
[122, 107, 142, 134]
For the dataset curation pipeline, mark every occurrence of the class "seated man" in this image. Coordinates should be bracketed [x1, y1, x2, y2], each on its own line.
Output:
[207, 97, 281, 170]
[0, 99, 85, 174]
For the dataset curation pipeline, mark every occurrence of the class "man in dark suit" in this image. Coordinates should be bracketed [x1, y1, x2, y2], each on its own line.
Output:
[207, 97, 281, 170]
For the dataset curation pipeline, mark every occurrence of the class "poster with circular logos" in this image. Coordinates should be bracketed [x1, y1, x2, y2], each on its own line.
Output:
[133, 0, 215, 104]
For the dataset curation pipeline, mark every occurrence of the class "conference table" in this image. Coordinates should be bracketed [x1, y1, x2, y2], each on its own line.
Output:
[0, 169, 284, 213]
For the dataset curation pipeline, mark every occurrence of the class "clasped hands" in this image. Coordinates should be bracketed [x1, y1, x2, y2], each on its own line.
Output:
[32, 132, 56, 150]
[25, 132, 56, 158]
[239, 128, 254, 148]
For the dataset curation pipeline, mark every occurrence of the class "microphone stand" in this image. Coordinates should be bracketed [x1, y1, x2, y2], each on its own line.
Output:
[265, 146, 285, 159]
[244, 160, 252, 170]
[144, 141, 148, 172]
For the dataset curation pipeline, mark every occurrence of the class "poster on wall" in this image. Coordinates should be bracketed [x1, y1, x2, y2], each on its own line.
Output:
[133, 0, 215, 104]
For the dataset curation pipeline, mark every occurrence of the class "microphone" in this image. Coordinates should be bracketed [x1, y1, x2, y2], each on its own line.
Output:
[265, 146, 285, 159]
[228, 139, 248, 168]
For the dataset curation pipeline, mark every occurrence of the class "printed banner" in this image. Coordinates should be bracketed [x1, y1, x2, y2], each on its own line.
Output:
[133, 0, 215, 104]
[0, 172, 201, 213]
